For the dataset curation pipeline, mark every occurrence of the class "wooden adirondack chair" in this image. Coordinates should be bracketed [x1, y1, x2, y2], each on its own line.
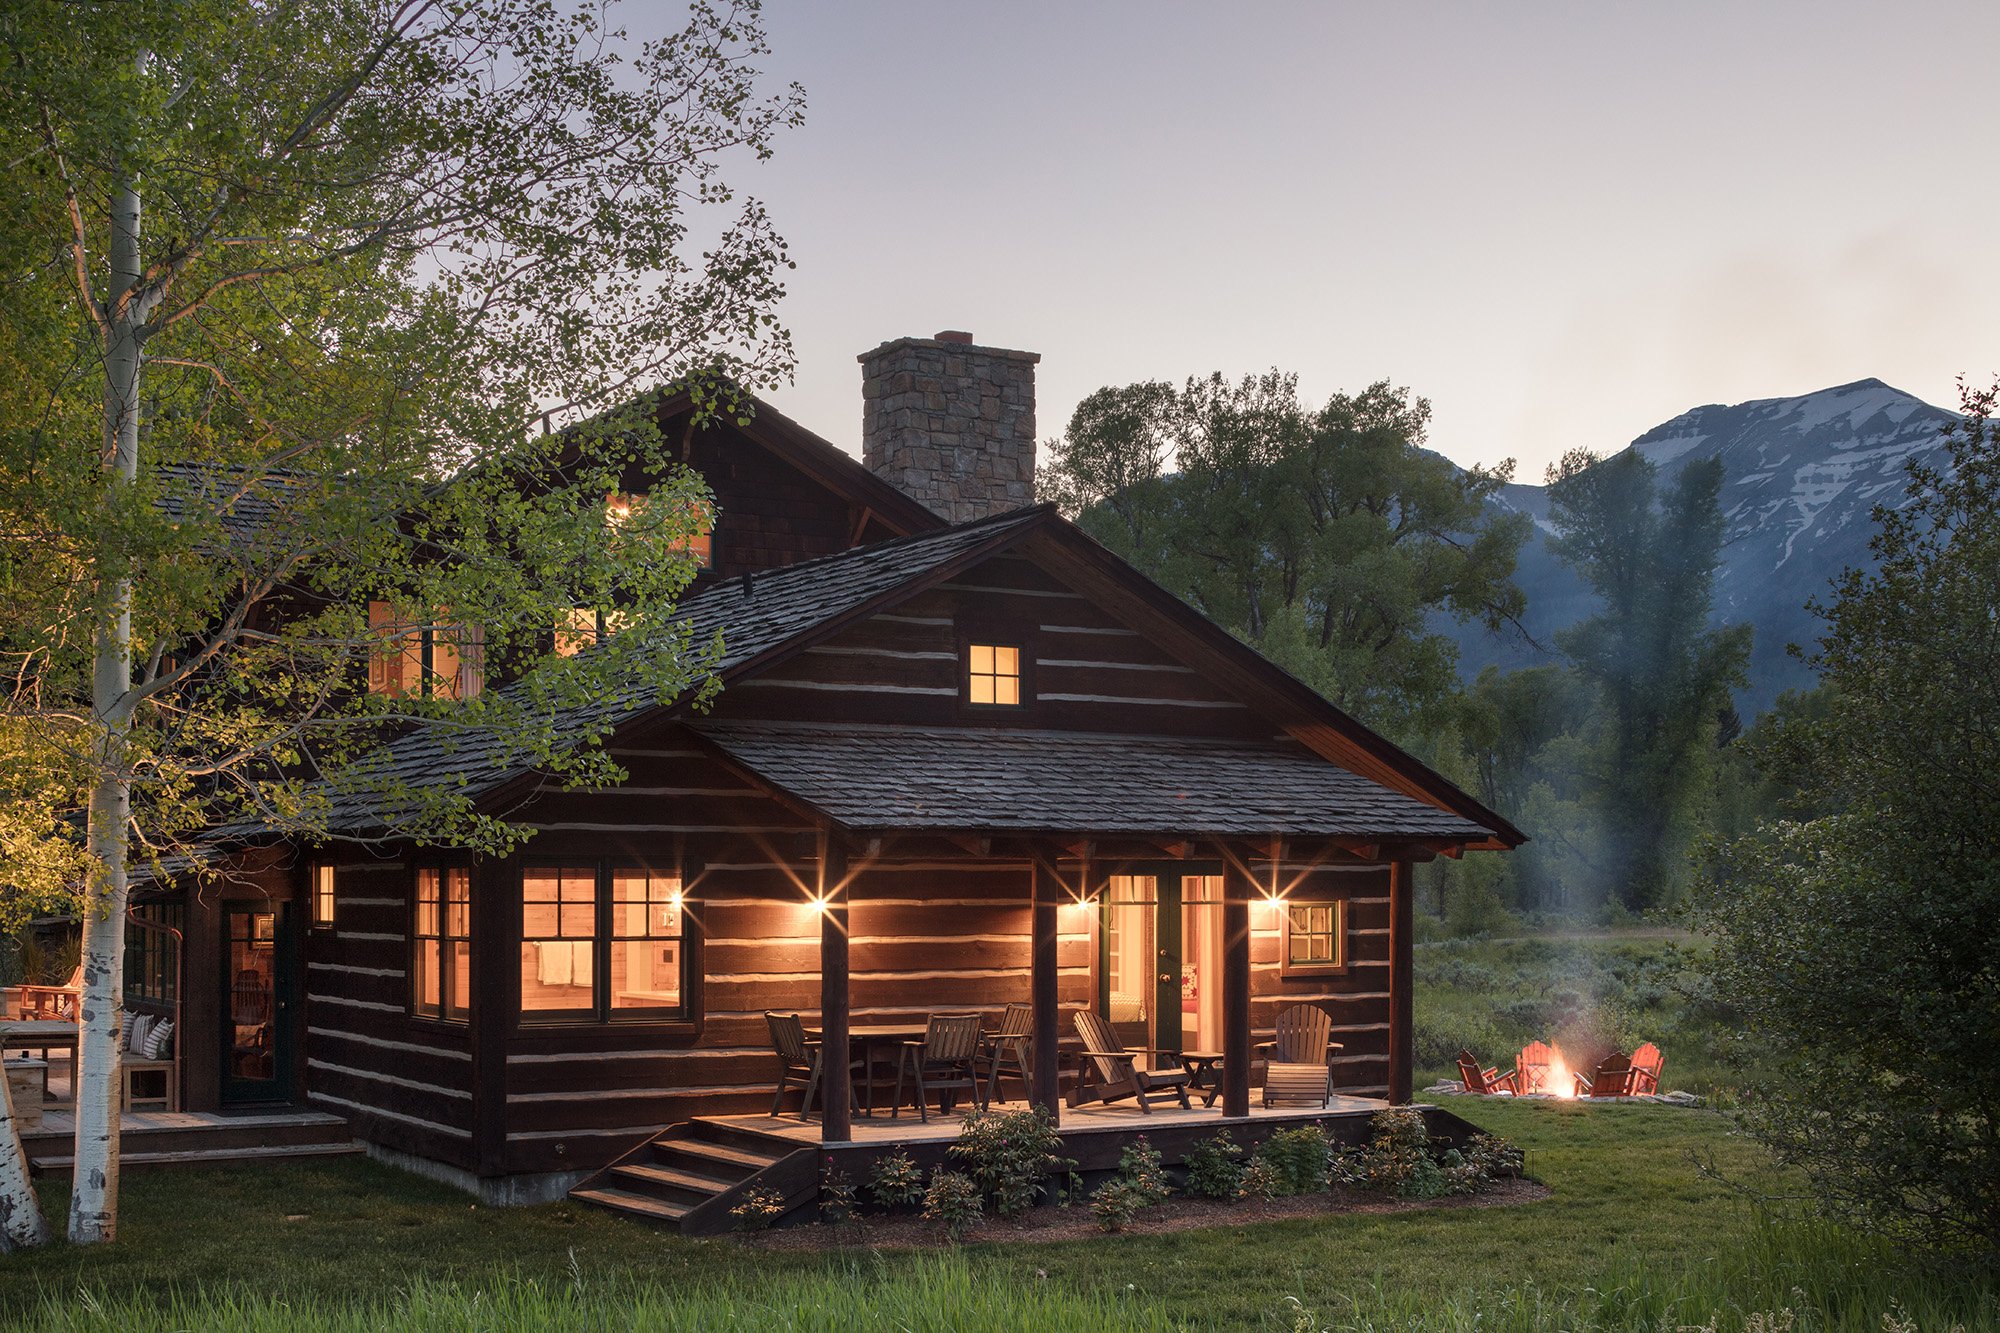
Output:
[1629, 1042, 1663, 1095]
[18, 965, 82, 1021]
[1456, 1049, 1521, 1095]
[1516, 1039, 1556, 1095]
[1069, 1010, 1190, 1113]
[1574, 1051, 1638, 1098]
[1258, 1003, 1342, 1107]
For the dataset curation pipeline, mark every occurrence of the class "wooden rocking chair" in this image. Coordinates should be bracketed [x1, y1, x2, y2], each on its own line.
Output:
[1456, 1049, 1521, 1095]
[1068, 1010, 1190, 1113]
[1628, 1042, 1664, 1095]
[1258, 1003, 1342, 1107]
[18, 965, 83, 1021]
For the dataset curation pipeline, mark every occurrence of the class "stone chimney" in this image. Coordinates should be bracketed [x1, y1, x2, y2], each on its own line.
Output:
[859, 331, 1040, 522]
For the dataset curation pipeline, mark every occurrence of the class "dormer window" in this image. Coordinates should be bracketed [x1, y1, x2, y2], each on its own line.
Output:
[967, 643, 1023, 706]
[607, 492, 713, 569]
[368, 602, 484, 700]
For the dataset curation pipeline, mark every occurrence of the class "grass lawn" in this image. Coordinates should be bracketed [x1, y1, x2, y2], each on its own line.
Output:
[5, 1098, 1995, 1330]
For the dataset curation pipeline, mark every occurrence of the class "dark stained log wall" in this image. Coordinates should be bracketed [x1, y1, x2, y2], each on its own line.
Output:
[704, 552, 1266, 738]
[303, 857, 476, 1169]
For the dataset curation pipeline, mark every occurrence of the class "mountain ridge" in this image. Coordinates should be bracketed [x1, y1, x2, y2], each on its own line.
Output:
[1450, 378, 1962, 715]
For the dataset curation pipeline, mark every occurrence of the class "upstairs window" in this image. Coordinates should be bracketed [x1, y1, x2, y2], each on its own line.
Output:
[413, 866, 471, 1022]
[554, 606, 632, 658]
[368, 602, 484, 700]
[309, 864, 335, 929]
[966, 643, 1023, 706]
[607, 492, 712, 569]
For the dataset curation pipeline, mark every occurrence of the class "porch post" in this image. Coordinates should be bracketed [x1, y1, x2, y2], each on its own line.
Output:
[1222, 854, 1252, 1118]
[1029, 853, 1061, 1123]
[1388, 855, 1415, 1104]
[819, 834, 851, 1142]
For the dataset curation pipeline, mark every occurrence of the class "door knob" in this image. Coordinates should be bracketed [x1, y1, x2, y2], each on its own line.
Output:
[1159, 972, 1173, 983]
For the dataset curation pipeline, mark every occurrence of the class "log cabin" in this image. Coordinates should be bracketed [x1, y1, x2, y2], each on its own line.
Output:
[120, 332, 1522, 1226]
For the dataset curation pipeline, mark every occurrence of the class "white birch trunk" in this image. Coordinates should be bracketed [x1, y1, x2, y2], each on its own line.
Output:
[0, 1056, 51, 1251]
[68, 163, 145, 1247]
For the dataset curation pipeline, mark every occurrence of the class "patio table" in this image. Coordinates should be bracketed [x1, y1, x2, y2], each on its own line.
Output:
[1179, 1050, 1225, 1108]
[1, 1020, 78, 1105]
[806, 1023, 930, 1116]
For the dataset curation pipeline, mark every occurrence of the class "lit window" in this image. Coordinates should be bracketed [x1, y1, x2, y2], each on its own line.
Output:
[310, 864, 335, 929]
[1283, 899, 1346, 974]
[554, 606, 632, 657]
[413, 867, 471, 1021]
[520, 864, 691, 1023]
[607, 492, 712, 569]
[368, 602, 484, 700]
[967, 643, 1022, 706]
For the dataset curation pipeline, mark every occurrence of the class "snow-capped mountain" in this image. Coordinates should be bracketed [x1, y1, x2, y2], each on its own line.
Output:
[1453, 379, 1963, 715]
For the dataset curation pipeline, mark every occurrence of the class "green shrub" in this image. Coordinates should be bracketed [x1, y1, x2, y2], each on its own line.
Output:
[1333, 1108, 1521, 1200]
[1181, 1131, 1245, 1200]
[1115, 1136, 1171, 1206]
[1251, 1126, 1330, 1196]
[867, 1151, 926, 1210]
[1236, 1158, 1282, 1201]
[817, 1159, 858, 1225]
[727, 1186, 787, 1232]
[1087, 1178, 1143, 1232]
[948, 1107, 1070, 1217]
[921, 1168, 982, 1243]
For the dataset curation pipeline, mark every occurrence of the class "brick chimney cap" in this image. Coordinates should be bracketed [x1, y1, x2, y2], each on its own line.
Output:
[935, 329, 974, 344]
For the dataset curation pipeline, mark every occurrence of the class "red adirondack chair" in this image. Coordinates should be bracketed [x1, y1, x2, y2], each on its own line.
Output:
[1574, 1051, 1639, 1098]
[1456, 1049, 1520, 1095]
[1629, 1042, 1663, 1095]
[1516, 1039, 1556, 1095]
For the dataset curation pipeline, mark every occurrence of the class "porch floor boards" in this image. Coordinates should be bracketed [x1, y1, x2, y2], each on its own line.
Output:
[21, 1108, 361, 1173]
[706, 1092, 1394, 1146]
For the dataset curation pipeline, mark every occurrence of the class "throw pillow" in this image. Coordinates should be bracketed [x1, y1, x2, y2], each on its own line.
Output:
[126, 1013, 156, 1058]
[143, 1019, 174, 1061]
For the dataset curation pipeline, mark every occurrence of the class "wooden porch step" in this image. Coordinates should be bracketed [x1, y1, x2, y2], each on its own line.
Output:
[610, 1161, 736, 1200]
[32, 1140, 363, 1173]
[569, 1186, 689, 1223]
[569, 1119, 815, 1235]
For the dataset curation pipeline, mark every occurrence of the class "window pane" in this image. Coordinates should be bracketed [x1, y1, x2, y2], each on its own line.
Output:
[969, 674, 995, 705]
[447, 941, 471, 1022]
[555, 607, 598, 658]
[611, 938, 681, 1011]
[416, 868, 440, 937]
[414, 945, 440, 1018]
[522, 866, 598, 1018]
[996, 675, 1020, 706]
[970, 644, 994, 674]
[995, 645, 1018, 676]
[445, 868, 471, 938]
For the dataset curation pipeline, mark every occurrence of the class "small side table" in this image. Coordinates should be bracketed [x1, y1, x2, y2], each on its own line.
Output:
[1180, 1051, 1225, 1108]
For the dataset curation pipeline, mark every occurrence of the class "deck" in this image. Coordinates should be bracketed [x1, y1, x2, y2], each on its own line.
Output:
[708, 1092, 1397, 1147]
[20, 1108, 361, 1173]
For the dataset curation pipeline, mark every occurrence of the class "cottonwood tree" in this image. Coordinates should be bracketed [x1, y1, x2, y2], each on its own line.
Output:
[1546, 450, 1750, 911]
[0, 0, 802, 1245]
[1696, 381, 2000, 1252]
[1042, 373, 1528, 744]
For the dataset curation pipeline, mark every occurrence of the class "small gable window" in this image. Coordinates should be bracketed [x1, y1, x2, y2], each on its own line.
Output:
[967, 643, 1023, 706]
[607, 492, 713, 569]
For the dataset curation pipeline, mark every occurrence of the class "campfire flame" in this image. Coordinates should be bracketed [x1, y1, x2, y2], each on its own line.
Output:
[1543, 1046, 1577, 1099]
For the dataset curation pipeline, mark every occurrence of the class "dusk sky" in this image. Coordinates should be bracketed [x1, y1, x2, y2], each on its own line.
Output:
[721, 2, 2000, 479]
